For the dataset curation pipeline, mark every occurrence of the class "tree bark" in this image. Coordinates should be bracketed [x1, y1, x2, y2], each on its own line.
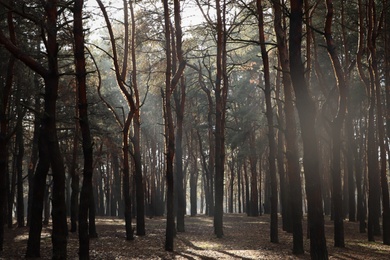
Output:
[257, 0, 278, 243]
[214, 0, 227, 238]
[324, 0, 347, 247]
[173, 0, 186, 233]
[289, 0, 328, 258]
[273, 0, 303, 253]
[0, 1, 16, 249]
[74, 0, 96, 257]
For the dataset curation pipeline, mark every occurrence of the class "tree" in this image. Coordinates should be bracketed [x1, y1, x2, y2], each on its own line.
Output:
[73, 0, 95, 258]
[272, 0, 304, 253]
[324, 0, 347, 247]
[289, 0, 328, 258]
[0, 1, 69, 257]
[257, 0, 278, 243]
[214, 0, 228, 239]
[162, 0, 186, 250]
[173, 0, 187, 233]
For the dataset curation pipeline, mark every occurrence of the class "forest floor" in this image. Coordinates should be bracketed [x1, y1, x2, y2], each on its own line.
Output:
[2, 213, 390, 259]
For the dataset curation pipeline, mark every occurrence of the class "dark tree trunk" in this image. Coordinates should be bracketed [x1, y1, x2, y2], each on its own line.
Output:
[8, 151, 16, 228]
[275, 73, 290, 232]
[237, 162, 242, 213]
[228, 158, 235, 214]
[70, 96, 80, 233]
[15, 86, 25, 228]
[257, 0, 278, 243]
[244, 161, 250, 216]
[366, 0, 390, 244]
[74, 0, 96, 257]
[190, 129, 198, 217]
[0, 3, 15, 248]
[213, 0, 227, 239]
[172, 0, 186, 233]
[26, 149, 49, 257]
[289, 0, 328, 258]
[249, 133, 259, 217]
[128, 0, 145, 236]
[324, 0, 347, 247]
[27, 96, 40, 227]
[123, 115, 134, 241]
[163, 0, 177, 250]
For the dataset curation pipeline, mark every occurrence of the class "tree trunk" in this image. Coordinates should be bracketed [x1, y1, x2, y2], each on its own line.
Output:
[74, 0, 96, 257]
[289, 0, 328, 258]
[163, 0, 175, 250]
[70, 120, 79, 233]
[324, 0, 347, 247]
[366, 0, 390, 243]
[214, 0, 227, 238]
[0, 3, 15, 248]
[27, 96, 40, 227]
[272, 0, 303, 252]
[128, 0, 145, 236]
[257, 0, 278, 243]
[190, 129, 198, 217]
[15, 85, 25, 228]
[249, 133, 259, 217]
[123, 115, 134, 241]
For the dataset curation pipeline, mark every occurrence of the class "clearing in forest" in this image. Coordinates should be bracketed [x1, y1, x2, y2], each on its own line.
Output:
[2, 213, 390, 259]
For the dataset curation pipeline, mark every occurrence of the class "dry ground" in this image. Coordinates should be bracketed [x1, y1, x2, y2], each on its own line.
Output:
[2, 213, 390, 259]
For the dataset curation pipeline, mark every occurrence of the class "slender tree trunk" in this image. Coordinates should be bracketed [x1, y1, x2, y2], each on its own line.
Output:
[289, 0, 328, 258]
[74, 0, 96, 257]
[123, 116, 134, 240]
[257, 0, 278, 243]
[190, 129, 199, 217]
[214, 0, 227, 238]
[128, 0, 145, 236]
[69, 68, 80, 231]
[249, 132, 259, 217]
[275, 72, 290, 232]
[15, 85, 25, 228]
[27, 96, 40, 227]
[163, 0, 177, 250]
[324, 0, 347, 247]
[198, 71, 215, 216]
